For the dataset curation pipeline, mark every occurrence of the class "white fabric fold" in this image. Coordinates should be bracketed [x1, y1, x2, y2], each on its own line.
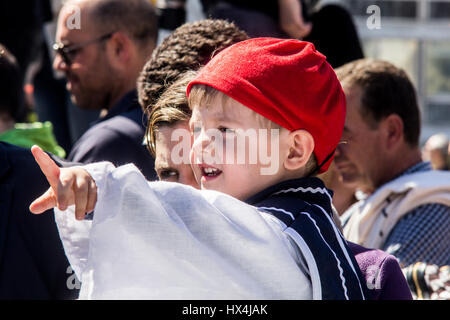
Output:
[55, 162, 312, 299]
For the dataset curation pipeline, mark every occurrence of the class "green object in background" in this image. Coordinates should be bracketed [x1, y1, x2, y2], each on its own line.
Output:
[0, 121, 66, 158]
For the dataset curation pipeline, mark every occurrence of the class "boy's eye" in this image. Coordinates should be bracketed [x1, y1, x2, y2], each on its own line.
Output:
[158, 169, 179, 181]
[218, 126, 235, 134]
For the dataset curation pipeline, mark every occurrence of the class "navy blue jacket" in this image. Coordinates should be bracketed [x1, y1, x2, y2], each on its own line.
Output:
[68, 90, 157, 181]
[0, 142, 79, 299]
[246, 177, 372, 300]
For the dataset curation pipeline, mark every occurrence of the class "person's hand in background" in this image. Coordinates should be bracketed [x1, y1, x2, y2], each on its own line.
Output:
[279, 0, 312, 39]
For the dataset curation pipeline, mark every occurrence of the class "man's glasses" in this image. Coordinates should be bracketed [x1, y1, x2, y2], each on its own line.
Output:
[53, 32, 114, 66]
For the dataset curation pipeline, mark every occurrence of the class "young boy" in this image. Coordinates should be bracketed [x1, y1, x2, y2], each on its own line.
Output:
[30, 38, 369, 300]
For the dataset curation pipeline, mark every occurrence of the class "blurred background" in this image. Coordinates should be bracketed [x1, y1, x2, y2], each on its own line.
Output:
[336, 0, 450, 144]
[2, 0, 449, 151]
[173, 0, 450, 145]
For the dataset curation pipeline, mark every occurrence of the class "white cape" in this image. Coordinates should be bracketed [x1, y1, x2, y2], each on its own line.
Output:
[54, 163, 312, 299]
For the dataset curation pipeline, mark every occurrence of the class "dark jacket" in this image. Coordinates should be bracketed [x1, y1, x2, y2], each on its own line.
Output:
[68, 90, 157, 181]
[0, 142, 79, 299]
[246, 177, 371, 300]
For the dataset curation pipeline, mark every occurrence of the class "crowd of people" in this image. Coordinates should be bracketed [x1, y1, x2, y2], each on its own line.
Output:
[0, 0, 448, 300]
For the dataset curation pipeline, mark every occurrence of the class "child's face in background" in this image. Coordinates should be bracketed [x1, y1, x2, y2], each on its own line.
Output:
[189, 93, 290, 201]
[155, 121, 200, 189]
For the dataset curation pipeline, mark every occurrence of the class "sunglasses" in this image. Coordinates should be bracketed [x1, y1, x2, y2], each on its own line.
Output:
[53, 32, 114, 66]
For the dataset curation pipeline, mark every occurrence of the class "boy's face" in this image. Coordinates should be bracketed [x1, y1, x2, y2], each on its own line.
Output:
[155, 121, 200, 189]
[189, 93, 290, 201]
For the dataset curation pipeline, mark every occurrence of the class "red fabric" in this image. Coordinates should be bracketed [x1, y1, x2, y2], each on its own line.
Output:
[186, 37, 346, 173]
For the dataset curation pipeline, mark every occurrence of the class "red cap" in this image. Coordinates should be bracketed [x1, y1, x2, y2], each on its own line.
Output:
[186, 38, 346, 173]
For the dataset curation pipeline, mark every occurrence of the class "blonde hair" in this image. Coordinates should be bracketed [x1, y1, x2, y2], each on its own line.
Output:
[146, 70, 197, 156]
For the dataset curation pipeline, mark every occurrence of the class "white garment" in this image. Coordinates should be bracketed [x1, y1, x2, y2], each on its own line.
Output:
[55, 162, 313, 299]
[343, 170, 450, 249]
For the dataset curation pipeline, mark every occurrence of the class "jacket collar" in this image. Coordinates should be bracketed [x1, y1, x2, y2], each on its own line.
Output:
[245, 177, 334, 214]
[92, 89, 140, 126]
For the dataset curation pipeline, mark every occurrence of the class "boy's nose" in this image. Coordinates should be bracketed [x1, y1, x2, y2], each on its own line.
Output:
[192, 129, 220, 165]
[192, 130, 210, 156]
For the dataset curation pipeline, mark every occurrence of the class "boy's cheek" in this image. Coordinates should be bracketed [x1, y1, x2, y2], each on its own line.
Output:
[188, 151, 202, 184]
[189, 147, 197, 166]
[190, 138, 203, 164]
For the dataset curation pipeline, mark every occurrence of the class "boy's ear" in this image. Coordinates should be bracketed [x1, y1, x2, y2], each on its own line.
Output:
[284, 129, 315, 171]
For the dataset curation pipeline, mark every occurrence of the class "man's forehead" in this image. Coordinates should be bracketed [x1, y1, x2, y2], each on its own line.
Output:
[343, 83, 363, 102]
[343, 85, 366, 118]
[57, 2, 94, 40]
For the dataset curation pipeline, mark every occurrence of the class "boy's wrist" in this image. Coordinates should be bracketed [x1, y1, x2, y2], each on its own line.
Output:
[82, 161, 117, 213]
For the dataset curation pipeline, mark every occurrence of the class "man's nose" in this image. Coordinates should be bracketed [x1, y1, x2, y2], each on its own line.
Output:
[53, 54, 68, 72]
[335, 142, 344, 159]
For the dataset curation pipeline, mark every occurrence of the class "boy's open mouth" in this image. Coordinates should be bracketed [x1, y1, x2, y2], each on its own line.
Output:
[200, 165, 222, 180]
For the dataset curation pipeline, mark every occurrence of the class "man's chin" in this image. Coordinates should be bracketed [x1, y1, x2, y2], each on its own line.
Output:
[69, 94, 85, 109]
[70, 94, 98, 110]
[339, 173, 361, 188]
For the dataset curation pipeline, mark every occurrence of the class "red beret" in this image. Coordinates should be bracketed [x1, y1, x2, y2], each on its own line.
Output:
[186, 37, 346, 173]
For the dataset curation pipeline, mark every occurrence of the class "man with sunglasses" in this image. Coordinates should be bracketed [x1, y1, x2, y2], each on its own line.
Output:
[53, 0, 158, 181]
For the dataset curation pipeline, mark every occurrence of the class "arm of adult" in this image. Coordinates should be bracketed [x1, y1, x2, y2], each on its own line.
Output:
[278, 0, 312, 39]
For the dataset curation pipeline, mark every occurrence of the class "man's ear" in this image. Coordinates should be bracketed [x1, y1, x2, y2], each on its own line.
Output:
[106, 32, 131, 68]
[284, 129, 315, 171]
[380, 114, 404, 151]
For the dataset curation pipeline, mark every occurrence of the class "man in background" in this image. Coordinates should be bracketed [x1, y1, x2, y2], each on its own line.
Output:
[335, 59, 450, 299]
[54, 0, 158, 180]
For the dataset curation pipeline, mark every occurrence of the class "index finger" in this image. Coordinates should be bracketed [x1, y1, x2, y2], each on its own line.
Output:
[31, 145, 61, 190]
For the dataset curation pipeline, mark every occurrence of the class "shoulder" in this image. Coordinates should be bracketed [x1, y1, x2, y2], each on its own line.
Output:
[385, 203, 449, 247]
[349, 241, 393, 271]
[393, 203, 449, 229]
[83, 115, 145, 141]
[386, 169, 450, 191]
[69, 116, 148, 163]
[348, 242, 413, 300]
[0, 142, 42, 181]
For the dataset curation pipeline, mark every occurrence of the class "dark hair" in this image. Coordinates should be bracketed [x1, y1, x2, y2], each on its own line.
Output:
[146, 70, 196, 156]
[336, 58, 421, 147]
[88, 0, 158, 49]
[0, 44, 25, 122]
[137, 19, 249, 115]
